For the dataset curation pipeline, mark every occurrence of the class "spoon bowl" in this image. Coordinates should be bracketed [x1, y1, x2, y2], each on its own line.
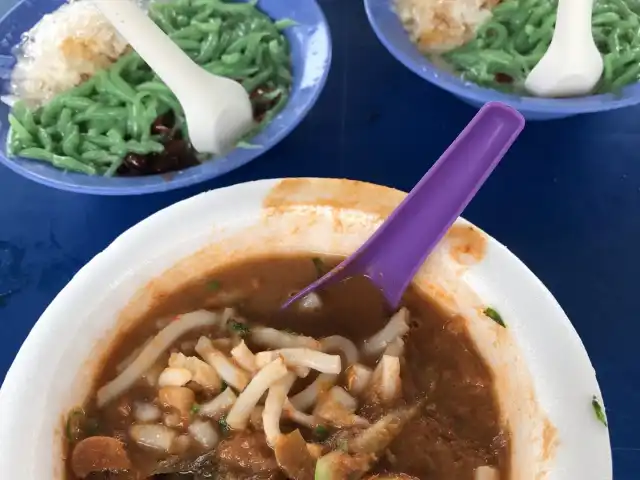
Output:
[525, 0, 603, 97]
[284, 102, 525, 309]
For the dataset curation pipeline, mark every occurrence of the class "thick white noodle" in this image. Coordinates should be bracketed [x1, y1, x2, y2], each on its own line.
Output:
[199, 388, 237, 419]
[345, 364, 373, 396]
[361, 308, 410, 357]
[231, 340, 258, 373]
[320, 335, 359, 366]
[226, 358, 288, 430]
[250, 326, 321, 350]
[263, 372, 297, 446]
[196, 337, 250, 391]
[97, 310, 221, 407]
[289, 373, 338, 411]
[255, 349, 341, 375]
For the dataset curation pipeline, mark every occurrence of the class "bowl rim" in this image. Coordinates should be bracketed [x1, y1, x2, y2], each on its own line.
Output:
[363, 0, 640, 115]
[0, 0, 332, 195]
[0, 177, 612, 479]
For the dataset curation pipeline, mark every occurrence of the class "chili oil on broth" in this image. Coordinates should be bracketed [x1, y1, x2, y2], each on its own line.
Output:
[66, 253, 509, 480]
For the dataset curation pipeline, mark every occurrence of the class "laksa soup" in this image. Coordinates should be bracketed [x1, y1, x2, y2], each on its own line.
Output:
[64, 254, 509, 480]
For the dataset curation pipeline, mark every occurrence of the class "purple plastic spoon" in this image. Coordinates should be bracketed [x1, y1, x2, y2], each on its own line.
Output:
[283, 102, 525, 310]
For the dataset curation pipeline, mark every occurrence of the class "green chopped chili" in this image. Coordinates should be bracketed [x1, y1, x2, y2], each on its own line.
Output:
[65, 408, 99, 443]
[592, 396, 608, 426]
[313, 424, 329, 441]
[229, 320, 250, 337]
[219, 415, 230, 432]
[190, 403, 201, 415]
[207, 279, 222, 291]
[483, 307, 506, 327]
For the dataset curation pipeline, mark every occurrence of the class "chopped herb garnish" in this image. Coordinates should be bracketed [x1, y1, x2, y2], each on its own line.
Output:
[221, 381, 228, 390]
[190, 403, 201, 415]
[314, 424, 329, 441]
[483, 307, 505, 327]
[592, 396, 608, 426]
[312, 257, 325, 277]
[229, 320, 250, 337]
[207, 280, 221, 291]
[66, 408, 93, 443]
[219, 415, 230, 432]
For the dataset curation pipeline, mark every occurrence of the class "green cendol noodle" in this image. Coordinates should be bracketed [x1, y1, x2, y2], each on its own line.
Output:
[7, 0, 293, 176]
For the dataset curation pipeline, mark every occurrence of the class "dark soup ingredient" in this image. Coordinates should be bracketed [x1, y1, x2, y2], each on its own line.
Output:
[65, 254, 509, 479]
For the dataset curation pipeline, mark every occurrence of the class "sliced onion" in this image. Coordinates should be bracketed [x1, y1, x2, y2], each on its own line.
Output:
[158, 386, 195, 416]
[170, 435, 191, 455]
[369, 355, 401, 405]
[164, 412, 181, 428]
[226, 358, 288, 430]
[274, 429, 316, 479]
[199, 388, 237, 419]
[313, 387, 368, 428]
[299, 292, 323, 311]
[361, 308, 410, 358]
[168, 352, 221, 392]
[251, 326, 321, 350]
[130, 424, 177, 452]
[320, 335, 359, 366]
[188, 419, 220, 449]
[158, 367, 193, 387]
[475, 466, 499, 480]
[289, 373, 338, 411]
[195, 337, 250, 391]
[255, 349, 341, 374]
[348, 405, 418, 455]
[345, 364, 373, 396]
[383, 337, 404, 357]
[133, 402, 162, 423]
[97, 310, 222, 407]
[231, 340, 258, 373]
[263, 372, 297, 446]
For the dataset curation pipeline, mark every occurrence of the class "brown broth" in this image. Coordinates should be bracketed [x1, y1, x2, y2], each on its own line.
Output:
[68, 254, 509, 480]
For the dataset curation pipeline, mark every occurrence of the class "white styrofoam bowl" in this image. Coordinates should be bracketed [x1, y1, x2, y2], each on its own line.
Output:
[0, 178, 611, 479]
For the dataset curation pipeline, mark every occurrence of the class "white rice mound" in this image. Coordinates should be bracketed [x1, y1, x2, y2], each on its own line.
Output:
[10, 0, 134, 107]
[395, 0, 498, 54]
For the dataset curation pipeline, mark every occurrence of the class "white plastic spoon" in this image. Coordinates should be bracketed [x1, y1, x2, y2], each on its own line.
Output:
[524, 0, 603, 97]
[93, 0, 254, 154]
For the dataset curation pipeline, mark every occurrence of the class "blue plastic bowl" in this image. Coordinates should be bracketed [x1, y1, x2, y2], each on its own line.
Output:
[0, 0, 331, 195]
[364, 0, 640, 120]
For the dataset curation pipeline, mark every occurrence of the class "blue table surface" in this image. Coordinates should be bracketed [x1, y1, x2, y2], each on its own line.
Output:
[1, 0, 639, 476]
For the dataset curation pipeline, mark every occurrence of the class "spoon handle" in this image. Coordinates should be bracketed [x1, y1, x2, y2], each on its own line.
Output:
[554, 0, 595, 42]
[93, 0, 200, 93]
[357, 102, 524, 306]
